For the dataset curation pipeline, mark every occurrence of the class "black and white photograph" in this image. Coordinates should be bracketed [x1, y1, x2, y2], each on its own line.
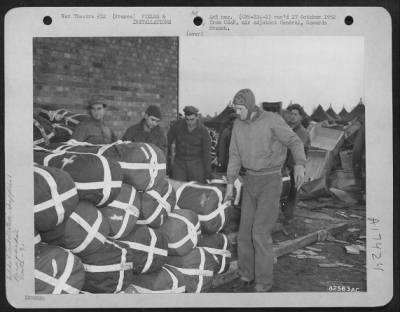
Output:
[4, 6, 393, 308]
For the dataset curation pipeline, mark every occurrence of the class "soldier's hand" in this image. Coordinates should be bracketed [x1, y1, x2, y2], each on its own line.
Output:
[294, 165, 305, 190]
[223, 183, 234, 203]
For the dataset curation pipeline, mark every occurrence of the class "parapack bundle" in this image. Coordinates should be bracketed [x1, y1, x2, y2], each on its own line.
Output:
[34, 164, 78, 232]
[117, 224, 168, 274]
[160, 209, 201, 256]
[34, 148, 123, 207]
[165, 247, 217, 293]
[101, 183, 140, 240]
[176, 181, 231, 234]
[35, 243, 85, 294]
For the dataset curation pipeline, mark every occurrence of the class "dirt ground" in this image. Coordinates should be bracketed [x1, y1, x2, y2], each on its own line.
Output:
[211, 188, 366, 293]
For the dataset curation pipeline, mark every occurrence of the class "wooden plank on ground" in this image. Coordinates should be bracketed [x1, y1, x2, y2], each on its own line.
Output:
[212, 222, 352, 289]
[273, 222, 350, 258]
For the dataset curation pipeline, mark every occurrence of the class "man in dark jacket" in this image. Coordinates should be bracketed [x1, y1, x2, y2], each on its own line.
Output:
[167, 106, 212, 183]
[122, 105, 167, 154]
[282, 103, 310, 222]
[71, 99, 117, 144]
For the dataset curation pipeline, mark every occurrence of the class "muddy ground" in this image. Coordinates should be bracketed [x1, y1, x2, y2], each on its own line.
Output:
[211, 188, 366, 293]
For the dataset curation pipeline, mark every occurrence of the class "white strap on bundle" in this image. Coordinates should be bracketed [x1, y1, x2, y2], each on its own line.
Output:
[64, 113, 86, 126]
[195, 221, 201, 235]
[50, 109, 70, 122]
[170, 248, 213, 293]
[34, 119, 55, 145]
[175, 181, 196, 200]
[43, 151, 66, 166]
[202, 247, 231, 258]
[197, 201, 230, 232]
[34, 166, 75, 225]
[118, 143, 166, 189]
[176, 182, 228, 232]
[202, 234, 231, 274]
[34, 251, 80, 294]
[96, 140, 125, 155]
[83, 241, 133, 293]
[70, 211, 107, 254]
[107, 189, 139, 240]
[131, 266, 186, 294]
[53, 123, 73, 135]
[137, 182, 172, 225]
[34, 233, 42, 245]
[97, 154, 115, 206]
[167, 213, 198, 249]
[119, 227, 167, 273]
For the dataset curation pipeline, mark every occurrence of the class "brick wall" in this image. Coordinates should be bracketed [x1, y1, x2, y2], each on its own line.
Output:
[33, 37, 178, 137]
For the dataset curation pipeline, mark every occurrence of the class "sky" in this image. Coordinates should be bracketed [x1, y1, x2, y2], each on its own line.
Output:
[179, 36, 364, 116]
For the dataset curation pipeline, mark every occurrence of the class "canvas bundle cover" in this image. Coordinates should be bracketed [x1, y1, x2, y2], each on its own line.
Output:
[42, 200, 110, 258]
[34, 148, 123, 207]
[101, 183, 140, 240]
[81, 240, 133, 293]
[34, 243, 85, 294]
[105, 142, 167, 191]
[137, 179, 176, 228]
[176, 181, 231, 234]
[160, 209, 201, 256]
[51, 123, 73, 142]
[33, 115, 56, 147]
[117, 224, 168, 274]
[130, 265, 186, 294]
[38, 108, 89, 131]
[165, 247, 217, 293]
[197, 233, 232, 274]
[34, 165, 79, 232]
[47, 141, 166, 191]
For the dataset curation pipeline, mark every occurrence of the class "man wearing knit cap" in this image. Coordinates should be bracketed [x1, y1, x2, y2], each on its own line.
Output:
[122, 105, 167, 153]
[224, 88, 306, 292]
[71, 98, 117, 144]
[167, 105, 212, 183]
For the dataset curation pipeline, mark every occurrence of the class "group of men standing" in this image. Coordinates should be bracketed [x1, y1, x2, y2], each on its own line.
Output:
[71, 89, 310, 293]
[71, 99, 212, 183]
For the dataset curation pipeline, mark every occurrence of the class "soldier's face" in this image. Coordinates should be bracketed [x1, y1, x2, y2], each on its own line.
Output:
[289, 109, 302, 125]
[234, 105, 248, 121]
[185, 114, 198, 126]
[145, 114, 161, 129]
[89, 104, 105, 121]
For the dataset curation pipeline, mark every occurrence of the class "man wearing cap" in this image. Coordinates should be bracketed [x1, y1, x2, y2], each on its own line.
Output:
[282, 103, 310, 222]
[71, 99, 117, 144]
[167, 106, 212, 183]
[224, 89, 306, 292]
[122, 105, 167, 153]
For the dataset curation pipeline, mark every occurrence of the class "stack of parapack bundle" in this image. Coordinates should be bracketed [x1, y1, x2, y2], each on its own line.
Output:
[34, 109, 89, 147]
[34, 136, 233, 294]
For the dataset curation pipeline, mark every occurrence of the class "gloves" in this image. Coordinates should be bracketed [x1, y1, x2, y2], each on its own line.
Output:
[294, 164, 305, 190]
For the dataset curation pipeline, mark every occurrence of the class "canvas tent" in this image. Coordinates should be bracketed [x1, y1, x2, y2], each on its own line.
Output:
[310, 105, 335, 122]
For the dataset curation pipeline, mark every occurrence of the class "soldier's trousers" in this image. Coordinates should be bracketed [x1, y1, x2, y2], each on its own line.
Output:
[237, 172, 282, 289]
[172, 158, 206, 183]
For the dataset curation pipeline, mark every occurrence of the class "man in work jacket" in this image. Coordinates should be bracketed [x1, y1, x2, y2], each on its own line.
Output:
[71, 99, 117, 144]
[282, 103, 311, 222]
[224, 89, 306, 292]
[122, 105, 167, 154]
[167, 105, 212, 183]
